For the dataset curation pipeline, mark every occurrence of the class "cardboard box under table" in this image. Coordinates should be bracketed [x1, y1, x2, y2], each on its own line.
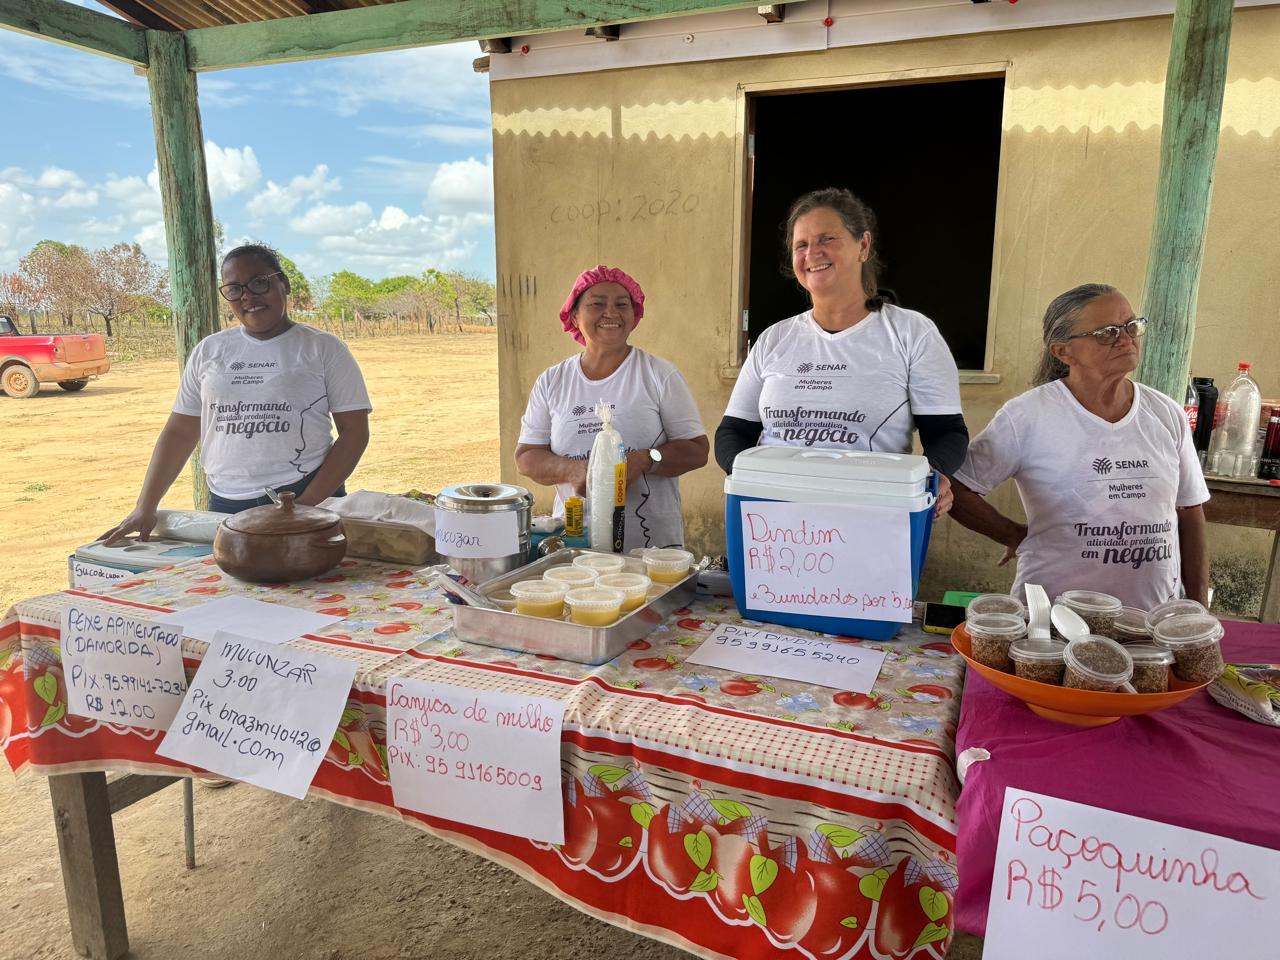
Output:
[725, 447, 937, 639]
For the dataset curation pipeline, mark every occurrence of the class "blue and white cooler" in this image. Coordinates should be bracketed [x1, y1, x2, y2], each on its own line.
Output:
[69, 510, 221, 589]
[724, 447, 937, 640]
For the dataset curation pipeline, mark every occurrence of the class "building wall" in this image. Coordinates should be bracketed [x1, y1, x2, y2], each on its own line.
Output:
[490, 9, 1280, 598]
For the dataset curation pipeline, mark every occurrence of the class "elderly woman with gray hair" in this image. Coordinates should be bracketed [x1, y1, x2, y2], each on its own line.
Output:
[950, 283, 1210, 608]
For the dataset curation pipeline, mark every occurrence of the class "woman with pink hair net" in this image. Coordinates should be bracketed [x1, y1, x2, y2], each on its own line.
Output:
[515, 265, 709, 550]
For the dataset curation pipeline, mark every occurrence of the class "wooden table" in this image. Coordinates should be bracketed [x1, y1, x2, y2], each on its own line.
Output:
[1203, 476, 1280, 622]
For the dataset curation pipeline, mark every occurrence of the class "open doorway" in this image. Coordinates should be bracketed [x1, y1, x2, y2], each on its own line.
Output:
[744, 76, 1005, 371]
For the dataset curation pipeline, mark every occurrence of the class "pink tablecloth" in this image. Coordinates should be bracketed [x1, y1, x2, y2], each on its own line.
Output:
[954, 620, 1280, 937]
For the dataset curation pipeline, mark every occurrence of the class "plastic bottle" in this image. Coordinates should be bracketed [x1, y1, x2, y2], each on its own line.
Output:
[587, 400, 626, 552]
[1260, 409, 1280, 481]
[1183, 378, 1199, 436]
[1208, 362, 1262, 478]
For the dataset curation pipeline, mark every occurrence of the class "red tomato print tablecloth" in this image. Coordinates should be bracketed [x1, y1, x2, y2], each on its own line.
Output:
[1, 557, 966, 960]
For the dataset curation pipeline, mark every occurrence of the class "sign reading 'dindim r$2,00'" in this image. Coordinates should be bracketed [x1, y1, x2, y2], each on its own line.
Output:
[739, 501, 912, 622]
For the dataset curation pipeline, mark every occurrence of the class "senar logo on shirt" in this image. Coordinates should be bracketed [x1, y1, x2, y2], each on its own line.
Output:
[795, 362, 848, 373]
[1092, 456, 1150, 475]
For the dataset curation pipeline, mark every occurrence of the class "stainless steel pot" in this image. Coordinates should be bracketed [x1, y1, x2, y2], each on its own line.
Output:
[434, 482, 533, 583]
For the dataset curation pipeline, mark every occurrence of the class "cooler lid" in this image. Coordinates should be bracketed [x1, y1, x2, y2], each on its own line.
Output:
[731, 446, 931, 486]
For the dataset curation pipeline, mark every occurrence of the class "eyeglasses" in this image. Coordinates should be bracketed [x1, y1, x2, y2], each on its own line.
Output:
[1064, 317, 1149, 347]
[219, 272, 283, 302]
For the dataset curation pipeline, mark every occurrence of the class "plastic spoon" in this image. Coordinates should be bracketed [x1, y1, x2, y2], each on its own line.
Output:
[1050, 603, 1089, 642]
[1024, 584, 1051, 641]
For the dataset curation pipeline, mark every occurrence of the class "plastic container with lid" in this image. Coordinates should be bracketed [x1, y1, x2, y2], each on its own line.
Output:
[485, 587, 518, 612]
[1054, 590, 1122, 637]
[564, 586, 627, 626]
[572, 552, 627, 577]
[1062, 635, 1134, 692]
[1111, 606, 1153, 644]
[509, 580, 568, 619]
[1127, 644, 1175, 693]
[967, 613, 1027, 673]
[1008, 637, 1067, 685]
[596, 572, 650, 612]
[1145, 598, 1207, 633]
[1152, 613, 1225, 683]
[543, 565, 598, 590]
[642, 548, 695, 584]
[967, 593, 1026, 621]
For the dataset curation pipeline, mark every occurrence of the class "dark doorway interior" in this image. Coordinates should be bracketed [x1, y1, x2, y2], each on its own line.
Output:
[746, 76, 1005, 371]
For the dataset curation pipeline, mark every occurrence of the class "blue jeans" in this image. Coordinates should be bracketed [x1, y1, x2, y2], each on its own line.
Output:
[206, 469, 345, 515]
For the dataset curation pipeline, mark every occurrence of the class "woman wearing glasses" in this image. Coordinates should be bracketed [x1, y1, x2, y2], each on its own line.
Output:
[951, 283, 1209, 607]
[102, 244, 371, 540]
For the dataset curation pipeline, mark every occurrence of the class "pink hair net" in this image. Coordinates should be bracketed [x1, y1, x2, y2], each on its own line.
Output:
[558, 265, 646, 345]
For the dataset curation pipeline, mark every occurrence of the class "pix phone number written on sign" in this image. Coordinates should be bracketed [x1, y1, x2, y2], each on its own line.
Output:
[549, 189, 700, 225]
[714, 635, 867, 666]
[388, 716, 546, 793]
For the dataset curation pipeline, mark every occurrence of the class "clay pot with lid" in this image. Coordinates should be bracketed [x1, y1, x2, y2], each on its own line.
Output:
[213, 492, 347, 583]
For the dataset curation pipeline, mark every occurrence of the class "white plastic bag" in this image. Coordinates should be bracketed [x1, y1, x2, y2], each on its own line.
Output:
[587, 400, 626, 552]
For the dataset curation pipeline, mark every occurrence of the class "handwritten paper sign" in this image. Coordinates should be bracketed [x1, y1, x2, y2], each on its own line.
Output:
[156, 596, 345, 646]
[69, 560, 132, 590]
[984, 788, 1277, 960]
[686, 623, 888, 692]
[738, 501, 912, 623]
[433, 509, 520, 559]
[61, 606, 188, 730]
[386, 678, 565, 844]
[157, 631, 357, 798]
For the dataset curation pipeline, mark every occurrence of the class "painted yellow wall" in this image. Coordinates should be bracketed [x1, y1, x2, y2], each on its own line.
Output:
[491, 10, 1280, 595]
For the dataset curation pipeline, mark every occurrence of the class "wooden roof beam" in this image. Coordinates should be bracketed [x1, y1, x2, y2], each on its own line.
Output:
[185, 0, 765, 72]
[0, 0, 148, 67]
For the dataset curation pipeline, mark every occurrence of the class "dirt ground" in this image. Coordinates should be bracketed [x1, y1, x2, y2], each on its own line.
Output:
[0, 331, 981, 959]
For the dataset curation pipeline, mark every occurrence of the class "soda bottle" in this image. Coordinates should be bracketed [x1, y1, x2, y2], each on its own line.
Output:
[1260, 409, 1280, 481]
[1183, 378, 1199, 435]
[1192, 376, 1217, 455]
[1208, 362, 1262, 478]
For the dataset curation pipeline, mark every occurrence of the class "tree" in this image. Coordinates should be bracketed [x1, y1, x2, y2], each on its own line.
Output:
[324, 270, 376, 320]
[21, 240, 90, 330]
[278, 255, 313, 310]
[83, 243, 164, 338]
[0, 272, 40, 330]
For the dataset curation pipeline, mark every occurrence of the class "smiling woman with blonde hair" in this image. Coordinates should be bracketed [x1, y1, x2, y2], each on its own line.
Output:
[950, 283, 1210, 607]
[515, 265, 708, 551]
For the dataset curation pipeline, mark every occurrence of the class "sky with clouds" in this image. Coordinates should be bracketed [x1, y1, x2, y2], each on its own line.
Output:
[0, 4, 495, 284]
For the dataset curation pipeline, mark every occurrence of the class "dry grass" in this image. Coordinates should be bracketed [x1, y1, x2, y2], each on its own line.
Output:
[0, 330, 500, 610]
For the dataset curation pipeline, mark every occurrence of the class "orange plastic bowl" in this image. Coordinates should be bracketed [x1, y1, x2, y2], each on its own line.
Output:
[952, 623, 1210, 727]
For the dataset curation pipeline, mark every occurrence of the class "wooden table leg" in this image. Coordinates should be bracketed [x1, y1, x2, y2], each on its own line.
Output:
[1262, 532, 1280, 625]
[48, 772, 129, 960]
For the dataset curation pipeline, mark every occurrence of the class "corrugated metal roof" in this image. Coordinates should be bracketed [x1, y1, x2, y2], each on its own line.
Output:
[96, 0, 403, 32]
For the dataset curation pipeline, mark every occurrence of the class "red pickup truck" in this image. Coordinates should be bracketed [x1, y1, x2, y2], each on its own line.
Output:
[0, 314, 110, 398]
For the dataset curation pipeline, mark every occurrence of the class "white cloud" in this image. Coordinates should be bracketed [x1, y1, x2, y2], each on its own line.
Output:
[285, 44, 489, 123]
[246, 164, 341, 221]
[0, 32, 149, 107]
[36, 167, 85, 190]
[290, 201, 374, 235]
[79, 215, 126, 237]
[311, 209, 493, 276]
[362, 123, 493, 146]
[378, 206, 410, 230]
[355, 156, 439, 194]
[0, 182, 37, 265]
[204, 142, 261, 200]
[53, 188, 99, 209]
[426, 155, 493, 214]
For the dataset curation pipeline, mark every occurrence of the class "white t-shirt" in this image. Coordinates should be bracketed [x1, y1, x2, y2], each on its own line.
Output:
[174, 324, 372, 499]
[954, 380, 1210, 609]
[724, 305, 962, 454]
[518, 348, 705, 551]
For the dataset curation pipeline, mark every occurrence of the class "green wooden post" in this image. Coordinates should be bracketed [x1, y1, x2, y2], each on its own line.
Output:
[146, 30, 220, 509]
[1136, 0, 1234, 401]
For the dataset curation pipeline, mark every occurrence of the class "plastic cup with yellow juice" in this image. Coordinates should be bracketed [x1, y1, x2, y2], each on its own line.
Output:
[596, 573, 650, 612]
[564, 586, 626, 627]
[642, 548, 695, 584]
[543, 565, 598, 590]
[510, 580, 568, 619]
[572, 553, 627, 577]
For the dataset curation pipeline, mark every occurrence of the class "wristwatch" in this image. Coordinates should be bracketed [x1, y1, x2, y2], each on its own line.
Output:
[646, 447, 663, 473]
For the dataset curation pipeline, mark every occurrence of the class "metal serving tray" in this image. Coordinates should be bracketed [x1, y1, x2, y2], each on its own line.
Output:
[453, 549, 704, 665]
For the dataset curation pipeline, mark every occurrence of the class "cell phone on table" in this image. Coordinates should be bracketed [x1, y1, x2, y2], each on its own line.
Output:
[922, 602, 968, 636]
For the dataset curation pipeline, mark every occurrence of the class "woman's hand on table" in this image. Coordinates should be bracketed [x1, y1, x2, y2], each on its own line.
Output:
[99, 506, 159, 545]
